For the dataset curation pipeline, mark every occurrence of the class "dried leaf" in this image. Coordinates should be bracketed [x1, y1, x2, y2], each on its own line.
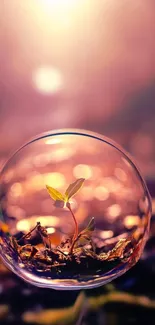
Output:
[108, 238, 131, 260]
[46, 185, 65, 202]
[30, 247, 38, 259]
[65, 178, 85, 200]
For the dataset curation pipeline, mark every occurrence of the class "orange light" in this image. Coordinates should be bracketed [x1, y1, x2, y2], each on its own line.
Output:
[17, 215, 59, 233]
[124, 215, 140, 229]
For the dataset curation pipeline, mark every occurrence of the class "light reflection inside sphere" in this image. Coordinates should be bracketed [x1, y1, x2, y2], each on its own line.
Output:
[0, 129, 152, 290]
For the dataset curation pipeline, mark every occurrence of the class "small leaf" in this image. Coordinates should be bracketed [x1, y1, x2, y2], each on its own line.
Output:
[65, 178, 85, 201]
[75, 235, 91, 248]
[46, 185, 65, 202]
[80, 217, 95, 236]
[85, 217, 95, 232]
[75, 217, 95, 248]
[30, 247, 38, 259]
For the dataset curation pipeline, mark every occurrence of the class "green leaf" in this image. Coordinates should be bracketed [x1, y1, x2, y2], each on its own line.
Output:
[75, 217, 95, 248]
[46, 185, 65, 202]
[85, 217, 95, 232]
[75, 235, 90, 248]
[65, 178, 85, 201]
[79, 217, 95, 236]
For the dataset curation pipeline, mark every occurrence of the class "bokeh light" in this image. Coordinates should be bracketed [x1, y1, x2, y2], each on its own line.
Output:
[33, 66, 63, 94]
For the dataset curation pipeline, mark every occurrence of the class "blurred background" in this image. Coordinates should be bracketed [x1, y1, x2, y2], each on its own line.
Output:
[0, 0, 155, 324]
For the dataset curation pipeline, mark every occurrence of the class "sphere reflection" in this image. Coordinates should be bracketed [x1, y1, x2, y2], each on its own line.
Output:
[0, 129, 151, 289]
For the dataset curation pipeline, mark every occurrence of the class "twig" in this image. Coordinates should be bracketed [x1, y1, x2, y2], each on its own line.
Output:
[18, 224, 38, 242]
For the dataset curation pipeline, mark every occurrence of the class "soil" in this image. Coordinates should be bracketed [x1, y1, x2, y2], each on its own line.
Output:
[2, 222, 135, 280]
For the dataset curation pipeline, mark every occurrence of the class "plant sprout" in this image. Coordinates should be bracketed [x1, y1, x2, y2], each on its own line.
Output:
[4, 177, 140, 283]
[46, 178, 95, 253]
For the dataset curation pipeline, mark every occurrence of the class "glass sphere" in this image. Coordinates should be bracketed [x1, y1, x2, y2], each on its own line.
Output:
[0, 129, 151, 290]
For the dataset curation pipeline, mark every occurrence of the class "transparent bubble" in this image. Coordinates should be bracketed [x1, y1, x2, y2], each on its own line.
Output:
[0, 129, 152, 290]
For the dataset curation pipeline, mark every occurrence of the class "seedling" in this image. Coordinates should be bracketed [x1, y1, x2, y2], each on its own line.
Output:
[6, 178, 134, 277]
[46, 178, 85, 243]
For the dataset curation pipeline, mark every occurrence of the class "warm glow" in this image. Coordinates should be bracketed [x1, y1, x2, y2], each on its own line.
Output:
[45, 138, 61, 145]
[99, 230, 113, 239]
[34, 216, 59, 227]
[43, 172, 65, 188]
[124, 215, 140, 229]
[35, 0, 84, 38]
[73, 164, 93, 179]
[107, 204, 121, 218]
[33, 66, 63, 94]
[39, 0, 77, 9]
[17, 219, 30, 232]
[25, 172, 65, 192]
[94, 186, 109, 201]
[17, 215, 59, 233]
[46, 227, 55, 234]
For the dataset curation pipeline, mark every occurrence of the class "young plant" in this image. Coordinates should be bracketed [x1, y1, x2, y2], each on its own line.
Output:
[46, 178, 85, 243]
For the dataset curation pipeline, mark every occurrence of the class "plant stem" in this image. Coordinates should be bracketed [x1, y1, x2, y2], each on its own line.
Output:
[18, 224, 38, 242]
[67, 203, 78, 243]
[69, 234, 80, 255]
